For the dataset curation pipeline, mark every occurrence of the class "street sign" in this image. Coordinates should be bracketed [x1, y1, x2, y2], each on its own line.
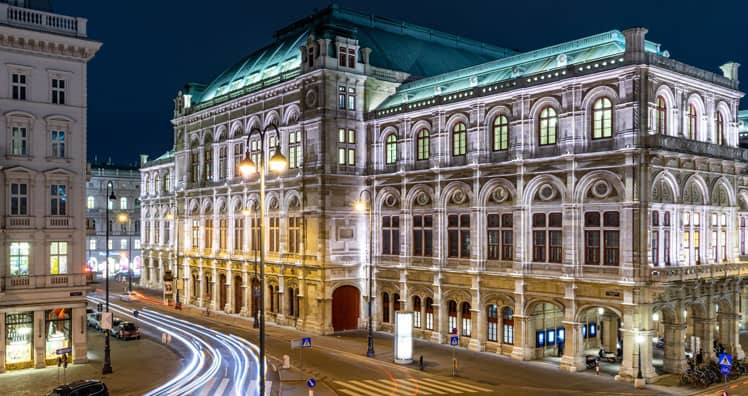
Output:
[719, 353, 733, 368]
[721, 365, 731, 376]
[101, 312, 113, 330]
[291, 339, 302, 349]
[449, 335, 459, 346]
[301, 337, 312, 348]
[56, 347, 72, 355]
[307, 378, 316, 388]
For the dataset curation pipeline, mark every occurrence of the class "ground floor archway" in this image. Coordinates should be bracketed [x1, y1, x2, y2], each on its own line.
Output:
[234, 275, 242, 314]
[332, 285, 360, 331]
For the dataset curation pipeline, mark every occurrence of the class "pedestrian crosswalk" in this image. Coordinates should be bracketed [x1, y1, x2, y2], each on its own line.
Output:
[333, 377, 493, 396]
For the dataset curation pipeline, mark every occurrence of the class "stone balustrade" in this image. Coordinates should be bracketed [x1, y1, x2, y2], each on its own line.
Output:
[0, 3, 87, 37]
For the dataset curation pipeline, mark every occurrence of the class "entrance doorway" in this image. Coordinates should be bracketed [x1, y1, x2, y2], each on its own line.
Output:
[234, 275, 242, 314]
[219, 274, 227, 311]
[332, 286, 360, 331]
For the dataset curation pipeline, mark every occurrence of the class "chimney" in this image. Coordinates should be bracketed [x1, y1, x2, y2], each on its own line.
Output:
[720, 62, 740, 81]
[622, 27, 648, 62]
[140, 154, 149, 166]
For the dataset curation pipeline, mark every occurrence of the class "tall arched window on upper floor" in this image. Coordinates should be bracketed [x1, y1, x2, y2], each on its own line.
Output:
[591, 97, 613, 139]
[687, 104, 698, 140]
[385, 134, 397, 164]
[715, 111, 725, 145]
[492, 115, 509, 151]
[452, 122, 467, 156]
[538, 107, 557, 146]
[416, 129, 430, 160]
[656, 96, 667, 134]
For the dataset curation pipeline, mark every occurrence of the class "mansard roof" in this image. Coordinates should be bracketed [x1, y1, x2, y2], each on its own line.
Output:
[375, 30, 665, 111]
[188, 4, 516, 107]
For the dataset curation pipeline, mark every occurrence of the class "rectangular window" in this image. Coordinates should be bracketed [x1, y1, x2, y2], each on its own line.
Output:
[348, 48, 356, 68]
[204, 219, 213, 250]
[584, 211, 619, 265]
[347, 87, 355, 110]
[11, 127, 28, 156]
[288, 216, 302, 253]
[51, 78, 65, 104]
[191, 220, 199, 249]
[204, 148, 213, 181]
[134, 239, 141, 250]
[381, 215, 400, 255]
[11, 73, 27, 100]
[338, 47, 347, 67]
[10, 183, 28, 215]
[269, 217, 279, 252]
[50, 184, 67, 216]
[533, 213, 563, 263]
[108, 239, 112, 250]
[447, 214, 470, 258]
[219, 218, 228, 251]
[412, 214, 433, 257]
[89, 239, 96, 250]
[337, 128, 356, 166]
[234, 217, 244, 252]
[218, 146, 227, 179]
[487, 213, 513, 260]
[250, 217, 260, 251]
[50, 130, 65, 158]
[338, 86, 346, 109]
[120, 197, 127, 210]
[233, 142, 243, 177]
[190, 151, 199, 183]
[288, 130, 302, 169]
[652, 231, 659, 266]
[10, 242, 30, 276]
[425, 300, 434, 330]
[55, 257, 73, 291]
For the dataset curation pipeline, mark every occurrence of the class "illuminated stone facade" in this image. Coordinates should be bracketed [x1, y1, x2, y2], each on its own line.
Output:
[140, 5, 748, 382]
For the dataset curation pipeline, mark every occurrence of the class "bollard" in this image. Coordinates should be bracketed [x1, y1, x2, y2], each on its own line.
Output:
[419, 355, 424, 371]
[282, 354, 290, 369]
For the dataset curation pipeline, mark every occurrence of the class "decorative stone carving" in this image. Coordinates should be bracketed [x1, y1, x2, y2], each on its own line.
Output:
[451, 189, 467, 205]
[537, 184, 557, 201]
[304, 89, 317, 108]
[590, 180, 611, 199]
[384, 194, 398, 208]
[416, 191, 430, 206]
[491, 186, 509, 203]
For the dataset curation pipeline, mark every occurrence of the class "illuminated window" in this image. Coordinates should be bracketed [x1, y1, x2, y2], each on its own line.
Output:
[9, 242, 30, 276]
[687, 104, 698, 140]
[337, 128, 355, 166]
[120, 197, 127, 210]
[461, 302, 472, 337]
[87, 196, 94, 210]
[592, 97, 613, 139]
[416, 129, 430, 160]
[452, 122, 467, 156]
[682, 212, 700, 265]
[89, 239, 96, 250]
[487, 305, 498, 342]
[385, 134, 397, 164]
[50, 242, 68, 274]
[492, 115, 509, 151]
[288, 130, 302, 169]
[502, 307, 514, 344]
[656, 96, 667, 134]
[538, 107, 558, 145]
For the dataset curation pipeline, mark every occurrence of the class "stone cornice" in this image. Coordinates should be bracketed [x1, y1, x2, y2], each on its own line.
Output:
[0, 25, 101, 61]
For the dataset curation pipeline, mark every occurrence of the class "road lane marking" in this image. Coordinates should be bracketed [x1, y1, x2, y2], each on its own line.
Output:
[441, 379, 493, 393]
[334, 381, 383, 396]
[197, 378, 217, 396]
[363, 380, 411, 396]
[213, 378, 230, 396]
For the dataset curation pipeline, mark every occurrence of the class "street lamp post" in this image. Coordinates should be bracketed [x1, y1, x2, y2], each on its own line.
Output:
[354, 191, 375, 357]
[635, 333, 645, 388]
[103, 181, 116, 374]
[117, 213, 133, 293]
[239, 124, 287, 396]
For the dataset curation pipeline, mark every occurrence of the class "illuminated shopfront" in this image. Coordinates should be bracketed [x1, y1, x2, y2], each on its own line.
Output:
[45, 308, 71, 362]
[5, 312, 34, 369]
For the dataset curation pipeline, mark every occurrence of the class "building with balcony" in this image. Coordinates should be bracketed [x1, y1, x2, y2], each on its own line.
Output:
[86, 160, 142, 283]
[139, 5, 748, 383]
[0, 0, 100, 372]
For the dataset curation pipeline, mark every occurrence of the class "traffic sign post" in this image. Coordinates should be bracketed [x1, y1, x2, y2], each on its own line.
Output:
[307, 378, 316, 396]
[449, 335, 459, 377]
[719, 353, 732, 385]
[299, 337, 312, 370]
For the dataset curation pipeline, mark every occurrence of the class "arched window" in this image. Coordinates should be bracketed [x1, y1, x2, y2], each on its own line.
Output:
[591, 97, 613, 139]
[461, 302, 472, 337]
[87, 196, 94, 209]
[487, 305, 498, 342]
[448, 300, 458, 333]
[656, 95, 667, 134]
[452, 122, 467, 156]
[416, 129, 430, 160]
[492, 115, 509, 151]
[502, 307, 514, 344]
[413, 296, 422, 328]
[687, 104, 698, 140]
[425, 297, 434, 330]
[538, 107, 557, 146]
[715, 111, 725, 145]
[382, 292, 390, 323]
[385, 134, 397, 164]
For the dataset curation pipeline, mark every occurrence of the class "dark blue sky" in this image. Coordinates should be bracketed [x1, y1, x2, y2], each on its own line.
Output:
[53, 0, 748, 165]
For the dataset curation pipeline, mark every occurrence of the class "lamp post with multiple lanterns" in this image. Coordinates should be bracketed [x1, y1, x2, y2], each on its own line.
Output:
[238, 124, 287, 396]
[116, 213, 133, 293]
[103, 181, 116, 374]
[354, 190, 375, 358]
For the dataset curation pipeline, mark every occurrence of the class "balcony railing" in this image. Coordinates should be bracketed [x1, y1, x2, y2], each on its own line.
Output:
[650, 262, 748, 283]
[0, 3, 87, 37]
[7, 216, 31, 228]
[643, 134, 748, 161]
[2, 273, 87, 291]
[46, 216, 71, 228]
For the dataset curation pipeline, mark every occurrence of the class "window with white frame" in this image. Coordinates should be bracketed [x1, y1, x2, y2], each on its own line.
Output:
[338, 46, 356, 68]
[50, 242, 68, 274]
[50, 184, 67, 216]
[87, 196, 94, 209]
[108, 239, 112, 250]
[51, 78, 65, 104]
[682, 212, 701, 265]
[120, 239, 127, 249]
[487, 304, 498, 342]
[120, 197, 127, 210]
[50, 130, 65, 158]
[11, 72, 27, 100]
[10, 183, 28, 215]
[288, 130, 302, 169]
[134, 239, 141, 250]
[11, 127, 28, 156]
[10, 242, 30, 276]
[385, 134, 397, 164]
[710, 213, 727, 262]
[89, 239, 96, 250]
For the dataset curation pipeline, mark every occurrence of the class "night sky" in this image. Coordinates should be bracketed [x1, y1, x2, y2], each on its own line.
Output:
[52, 0, 748, 165]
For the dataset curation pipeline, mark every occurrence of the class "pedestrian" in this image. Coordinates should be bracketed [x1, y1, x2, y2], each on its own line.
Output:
[595, 359, 600, 376]
[205, 305, 210, 317]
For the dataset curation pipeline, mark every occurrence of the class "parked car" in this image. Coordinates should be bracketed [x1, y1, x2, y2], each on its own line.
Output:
[87, 313, 102, 330]
[118, 291, 138, 302]
[105, 318, 123, 336]
[112, 322, 141, 340]
[48, 379, 108, 395]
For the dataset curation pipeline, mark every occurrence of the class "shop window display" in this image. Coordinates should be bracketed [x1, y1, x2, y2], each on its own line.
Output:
[45, 308, 71, 360]
[6, 312, 34, 366]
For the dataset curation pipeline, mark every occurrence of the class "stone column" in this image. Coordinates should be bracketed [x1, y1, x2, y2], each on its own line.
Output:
[0, 312, 5, 372]
[560, 322, 586, 372]
[71, 307, 87, 364]
[211, 267, 218, 310]
[662, 321, 686, 373]
[197, 266, 205, 307]
[617, 305, 656, 383]
[603, 316, 618, 353]
[33, 310, 45, 368]
[510, 315, 533, 360]
[473, 304, 487, 352]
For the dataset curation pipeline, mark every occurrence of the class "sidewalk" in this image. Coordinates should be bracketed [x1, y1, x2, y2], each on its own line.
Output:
[0, 329, 180, 396]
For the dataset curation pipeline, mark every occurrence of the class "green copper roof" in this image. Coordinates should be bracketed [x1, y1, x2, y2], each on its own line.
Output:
[376, 30, 664, 110]
[189, 5, 516, 107]
[739, 110, 748, 132]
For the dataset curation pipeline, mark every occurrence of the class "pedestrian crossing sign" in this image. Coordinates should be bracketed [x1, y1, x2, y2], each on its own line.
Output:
[450, 335, 459, 346]
[719, 353, 732, 368]
[302, 337, 312, 348]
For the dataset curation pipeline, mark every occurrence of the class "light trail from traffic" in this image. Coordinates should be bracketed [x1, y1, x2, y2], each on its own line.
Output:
[87, 295, 261, 395]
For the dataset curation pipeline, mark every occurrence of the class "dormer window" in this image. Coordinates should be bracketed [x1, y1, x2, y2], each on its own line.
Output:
[338, 46, 356, 68]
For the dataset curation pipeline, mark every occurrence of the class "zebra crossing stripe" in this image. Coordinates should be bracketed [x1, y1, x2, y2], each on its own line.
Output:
[418, 378, 476, 393]
[388, 379, 433, 395]
[406, 379, 450, 394]
[333, 380, 383, 396]
[335, 388, 360, 396]
[197, 378, 218, 396]
[442, 379, 493, 393]
[363, 380, 412, 396]
[349, 380, 401, 395]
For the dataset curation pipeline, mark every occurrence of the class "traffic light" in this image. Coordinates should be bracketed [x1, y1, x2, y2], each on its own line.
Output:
[97, 303, 103, 312]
